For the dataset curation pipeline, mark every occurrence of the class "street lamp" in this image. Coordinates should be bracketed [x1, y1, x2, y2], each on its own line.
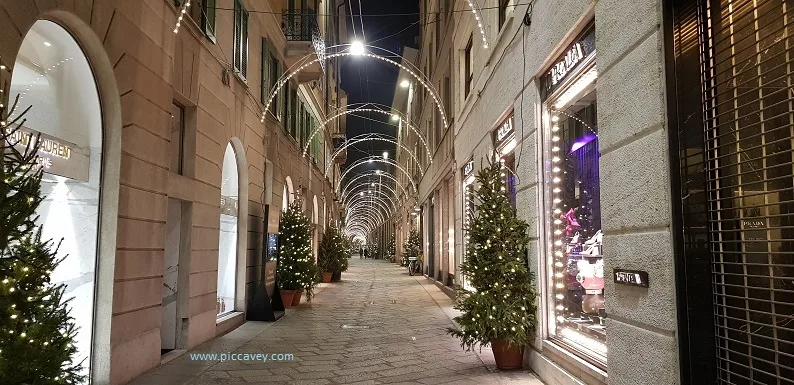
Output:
[350, 40, 365, 56]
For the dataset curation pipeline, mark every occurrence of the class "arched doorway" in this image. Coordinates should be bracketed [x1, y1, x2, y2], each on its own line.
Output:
[217, 143, 239, 318]
[283, 176, 294, 212]
[9, 19, 105, 377]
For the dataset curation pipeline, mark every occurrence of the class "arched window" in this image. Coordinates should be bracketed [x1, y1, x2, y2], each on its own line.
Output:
[10, 20, 103, 375]
[217, 143, 239, 317]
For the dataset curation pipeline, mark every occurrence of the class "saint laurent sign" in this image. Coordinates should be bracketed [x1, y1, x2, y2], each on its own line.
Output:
[5, 127, 90, 182]
[540, 25, 596, 101]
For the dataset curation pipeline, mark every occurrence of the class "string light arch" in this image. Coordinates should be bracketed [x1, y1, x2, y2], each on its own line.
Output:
[307, 103, 433, 165]
[325, 133, 424, 178]
[338, 156, 419, 193]
[262, 44, 449, 131]
[340, 171, 412, 202]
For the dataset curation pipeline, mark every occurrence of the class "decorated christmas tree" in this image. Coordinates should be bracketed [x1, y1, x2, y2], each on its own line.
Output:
[447, 153, 537, 352]
[387, 235, 396, 262]
[0, 92, 85, 383]
[317, 225, 346, 274]
[402, 229, 420, 267]
[277, 201, 319, 300]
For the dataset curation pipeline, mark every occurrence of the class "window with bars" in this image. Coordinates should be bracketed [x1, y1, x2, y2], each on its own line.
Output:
[233, 0, 248, 79]
[671, 0, 794, 383]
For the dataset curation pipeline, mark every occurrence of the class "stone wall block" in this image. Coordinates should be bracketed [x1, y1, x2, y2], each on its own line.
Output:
[597, 31, 665, 153]
[600, 129, 671, 232]
[607, 319, 678, 385]
[603, 231, 677, 330]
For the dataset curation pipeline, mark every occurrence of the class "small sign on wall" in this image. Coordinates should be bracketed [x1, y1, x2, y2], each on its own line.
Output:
[613, 269, 650, 288]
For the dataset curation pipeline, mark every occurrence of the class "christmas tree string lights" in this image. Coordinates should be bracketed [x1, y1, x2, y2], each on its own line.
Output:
[277, 200, 319, 301]
[447, 152, 537, 351]
[0, 80, 84, 383]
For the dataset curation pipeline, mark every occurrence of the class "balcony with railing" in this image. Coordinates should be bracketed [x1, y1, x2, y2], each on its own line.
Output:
[281, 10, 326, 82]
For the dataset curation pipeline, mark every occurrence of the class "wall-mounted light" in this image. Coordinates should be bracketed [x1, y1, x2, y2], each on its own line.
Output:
[400, 79, 410, 88]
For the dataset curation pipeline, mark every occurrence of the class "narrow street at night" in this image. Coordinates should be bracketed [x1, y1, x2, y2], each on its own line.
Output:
[131, 259, 544, 385]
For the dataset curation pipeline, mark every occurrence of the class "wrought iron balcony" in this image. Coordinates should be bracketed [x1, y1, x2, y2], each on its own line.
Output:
[282, 12, 319, 41]
[281, 11, 326, 74]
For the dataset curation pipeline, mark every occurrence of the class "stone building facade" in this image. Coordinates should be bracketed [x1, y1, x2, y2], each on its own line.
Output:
[0, 0, 345, 383]
[396, 0, 794, 384]
[394, 0, 682, 384]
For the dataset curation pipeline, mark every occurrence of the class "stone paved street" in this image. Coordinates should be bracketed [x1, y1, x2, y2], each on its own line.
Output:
[131, 259, 544, 385]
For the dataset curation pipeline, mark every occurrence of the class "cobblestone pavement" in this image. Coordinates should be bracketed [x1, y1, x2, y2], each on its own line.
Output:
[132, 259, 544, 385]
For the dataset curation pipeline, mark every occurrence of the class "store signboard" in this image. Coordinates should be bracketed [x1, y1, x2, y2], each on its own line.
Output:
[264, 260, 277, 298]
[462, 159, 474, 178]
[540, 25, 596, 101]
[613, 269, 649, 288]
[6, 127, 90, 182]
[494, 115, 514, 147]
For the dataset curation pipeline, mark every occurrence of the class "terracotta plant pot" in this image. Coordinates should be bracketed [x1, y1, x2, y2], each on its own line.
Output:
[491, 340, 524, 370]
[321, 272, 333, 283]
[292, 289, 303, 306]
[280, 290, 296, 308]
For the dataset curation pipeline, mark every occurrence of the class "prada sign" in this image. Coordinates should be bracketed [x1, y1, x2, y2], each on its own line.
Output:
[462, 159, 474, 178]
[6, 127, 90, 182]
[494, 116, 515, 147]
[541, 25, 596, 100]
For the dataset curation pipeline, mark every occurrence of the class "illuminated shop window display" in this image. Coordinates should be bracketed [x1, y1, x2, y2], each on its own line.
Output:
[541, 25, 606, 363]
[217, 143, 239, 318]
[461, 159, 475, 291]
[9, 20, 104, 376]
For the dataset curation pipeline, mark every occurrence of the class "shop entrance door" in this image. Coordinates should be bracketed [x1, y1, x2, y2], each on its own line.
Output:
[669, 0, 794, 383]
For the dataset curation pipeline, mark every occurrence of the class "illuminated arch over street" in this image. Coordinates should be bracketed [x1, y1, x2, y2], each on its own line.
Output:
[307, 103, 432, 165]
[341, 171, 410, 200]
[325, 133, 423, 178]
[338, 156, 419, 193]
[262, 44, 449, 130]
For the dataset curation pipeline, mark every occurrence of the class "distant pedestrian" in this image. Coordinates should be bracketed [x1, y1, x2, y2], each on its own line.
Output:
[359, 248, 363, 259]
[364, 248, 369, 259]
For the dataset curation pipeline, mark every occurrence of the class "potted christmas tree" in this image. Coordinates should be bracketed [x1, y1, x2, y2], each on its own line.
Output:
[0, 94, 85, 383]
[402, 229, 420, 267]
[447, 154, 537, 370]
[318, 226, 345, 283]
[387, 235, 396, 263]
[277, 201, 317, 307]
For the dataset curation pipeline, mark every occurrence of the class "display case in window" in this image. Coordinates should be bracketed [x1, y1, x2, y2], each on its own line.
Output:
[540, 24, 607, 364]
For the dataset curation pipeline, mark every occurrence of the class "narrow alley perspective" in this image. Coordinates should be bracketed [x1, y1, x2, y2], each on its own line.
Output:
[131, 259, 544, 385]
[3, 0, 794, 385]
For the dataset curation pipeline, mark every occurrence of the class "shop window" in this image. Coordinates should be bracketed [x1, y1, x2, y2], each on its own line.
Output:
[217, 143, 240, 318]
[461, 160, 475, 291]
[170, 102, 185, 175]
[10, 20, 104, 377]
[464, 37, 473, 98]
[540, 25, 604, 364]
[232, 0, 249, 79]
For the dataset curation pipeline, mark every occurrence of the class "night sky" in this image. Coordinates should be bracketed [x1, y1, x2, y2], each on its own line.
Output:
[340, 0, 420, 179]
